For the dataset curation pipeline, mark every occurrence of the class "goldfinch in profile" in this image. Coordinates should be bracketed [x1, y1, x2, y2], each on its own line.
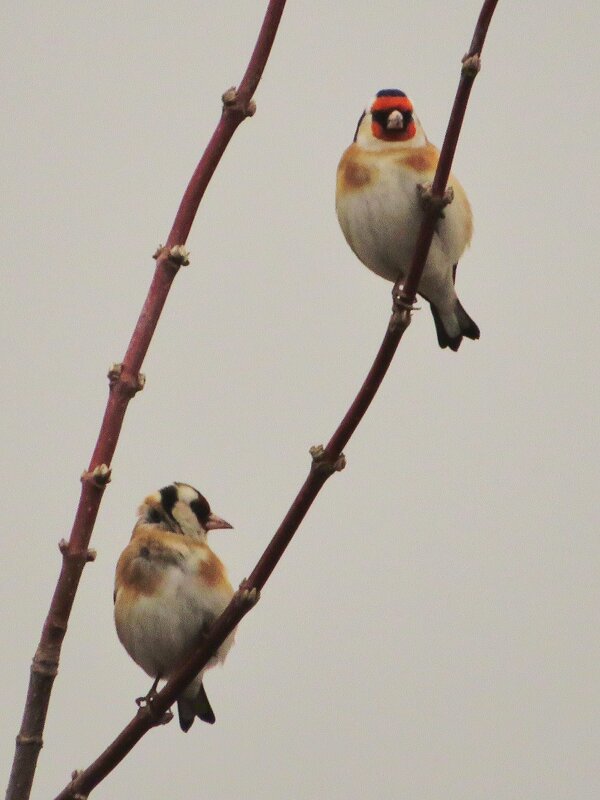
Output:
[336, 89, 479, 351]
[114, 482, 235, 730]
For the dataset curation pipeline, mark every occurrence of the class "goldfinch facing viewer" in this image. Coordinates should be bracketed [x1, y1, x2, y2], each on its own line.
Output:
[336, 89, 479, 351]
[114, 482, 235, 730]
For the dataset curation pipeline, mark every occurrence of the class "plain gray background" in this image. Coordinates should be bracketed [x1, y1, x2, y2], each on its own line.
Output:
[2, 2, 599, 799]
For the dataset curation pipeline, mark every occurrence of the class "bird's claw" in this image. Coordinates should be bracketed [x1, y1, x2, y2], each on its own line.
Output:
[393, 296, 421, 312]
[135, 693, 173, 725]
[156, 708, 174, 726]
[391, 286, 421, 313]
[135, 694, 151, 708]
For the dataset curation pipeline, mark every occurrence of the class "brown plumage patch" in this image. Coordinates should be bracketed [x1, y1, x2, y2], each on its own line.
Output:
[338, 146, 373, 192]
[116, 544, 162, 597]
[199, 549, 225, 587]
[115, 528, 186, 597]
[399, 144, 438, 174]
[343, 161, 372, 189]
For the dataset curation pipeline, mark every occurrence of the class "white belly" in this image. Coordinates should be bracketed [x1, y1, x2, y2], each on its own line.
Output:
[115, 565, 234, 679]
[336, 166, 470, 304]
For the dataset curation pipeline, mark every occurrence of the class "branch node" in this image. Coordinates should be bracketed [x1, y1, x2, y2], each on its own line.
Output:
[309, 445, 346, 476]
[222, 86, 237, 105]
[58, 539, 97, 565]
[461, 53, 482, 77]
[31, 657, 59, 677]
[107, 363, 145, 396]
[417, 182, 454, 217]
[107, 362, 122, 385]
[153, 244, 190, 270]
[67, 770, 87, 800]
[221, 86, 256, 117]
[81, 463, 112, 488]
[16, 733, 44, 746]
[168, 245, 191, 267]
[237, 580, 261, 608]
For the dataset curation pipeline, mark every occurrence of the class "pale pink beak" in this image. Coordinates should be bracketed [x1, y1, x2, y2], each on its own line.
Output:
[386, 109, 404, 130]
[205, 513, 233, 531]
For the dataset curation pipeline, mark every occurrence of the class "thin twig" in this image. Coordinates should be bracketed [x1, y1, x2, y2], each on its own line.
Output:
[396, 0, 497, 307]
[52, 3, 499, 798]
[5, 4, 288, 800]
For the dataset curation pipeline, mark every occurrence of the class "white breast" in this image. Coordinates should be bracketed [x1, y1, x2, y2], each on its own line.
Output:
[115, 552, 234, 679]
[336, 162, 470, 299]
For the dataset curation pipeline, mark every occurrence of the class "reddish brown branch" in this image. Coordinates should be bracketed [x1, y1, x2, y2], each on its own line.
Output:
[53, 588, 260, 800]
[5, 4, 288, 800]
[397, 0, 498, 306]
[52, 3, 499, 798]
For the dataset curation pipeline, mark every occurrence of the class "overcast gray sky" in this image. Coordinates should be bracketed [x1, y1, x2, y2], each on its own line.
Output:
[2, 2, 599, 799]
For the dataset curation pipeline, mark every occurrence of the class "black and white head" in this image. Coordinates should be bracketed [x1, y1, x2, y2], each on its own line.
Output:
[137, 482, 232, 541]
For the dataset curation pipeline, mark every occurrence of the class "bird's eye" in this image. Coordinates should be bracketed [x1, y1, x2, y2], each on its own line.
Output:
[190, 497, 211, 526]
[372, 110, 389, 127]
[147, 508, 162, 524]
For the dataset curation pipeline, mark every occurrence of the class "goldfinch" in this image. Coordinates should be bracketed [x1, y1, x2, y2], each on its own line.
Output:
[336, 89, 479, 351]
[114, 482, 235, 730]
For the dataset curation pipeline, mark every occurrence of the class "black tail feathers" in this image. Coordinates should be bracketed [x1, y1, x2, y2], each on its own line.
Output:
[177, 682, 216, 731]
[430, 300, 480, 352]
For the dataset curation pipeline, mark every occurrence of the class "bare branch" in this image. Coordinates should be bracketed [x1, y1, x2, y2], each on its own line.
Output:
[51, 4, 499, 798]
[5, 4, 288, 800]
[395, 0, 498, 308]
